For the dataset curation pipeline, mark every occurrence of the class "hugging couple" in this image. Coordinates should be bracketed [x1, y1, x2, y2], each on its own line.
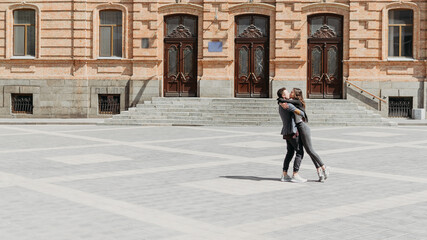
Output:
[277, 87, 331, 183]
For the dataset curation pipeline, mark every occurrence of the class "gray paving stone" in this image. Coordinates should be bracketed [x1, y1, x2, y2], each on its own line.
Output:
[0, 145, 224, 179]
[0, 187, 180, 240]
[0, 124, 426, 239]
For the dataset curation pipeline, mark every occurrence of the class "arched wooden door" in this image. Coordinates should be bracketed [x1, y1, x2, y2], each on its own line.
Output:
[307, 15, 343, 99]
[164, 15, 197, 97]
[235, 15, 269, 98]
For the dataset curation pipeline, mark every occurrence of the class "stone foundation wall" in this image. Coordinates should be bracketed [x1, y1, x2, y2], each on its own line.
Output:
[346, 81, 424, 117]
[0, 79, 159, 118]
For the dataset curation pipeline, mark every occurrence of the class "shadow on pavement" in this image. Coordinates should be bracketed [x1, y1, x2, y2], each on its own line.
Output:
[220, 176, 279, 181]
[220, 176, 321, 183]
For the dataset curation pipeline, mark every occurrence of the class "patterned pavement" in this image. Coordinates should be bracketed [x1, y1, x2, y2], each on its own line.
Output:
[1, 124, 427, 240]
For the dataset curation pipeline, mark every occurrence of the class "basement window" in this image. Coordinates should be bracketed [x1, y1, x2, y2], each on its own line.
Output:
[389, 97, 412, 118]
[98, 94, 120, 115]
[11, 93, 33, 114]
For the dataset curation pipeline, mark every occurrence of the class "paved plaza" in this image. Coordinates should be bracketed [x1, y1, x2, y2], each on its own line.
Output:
[1, 124, 427, 240]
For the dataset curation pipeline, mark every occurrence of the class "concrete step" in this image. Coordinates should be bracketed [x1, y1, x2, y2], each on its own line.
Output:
[111, 114, 384, 123]
[104, 97, 394, 126]
[145, 100, 357, 106]
[103, 119, 392, 127]
[135, 106, 364, 113]
[150, 97, 348, 103]
[123, 108, 381, 115]
[122, 109, 380, 117]
[142, 100, 358, 105]
[114, 111, 382, 119]
[106, 111, 393, 121]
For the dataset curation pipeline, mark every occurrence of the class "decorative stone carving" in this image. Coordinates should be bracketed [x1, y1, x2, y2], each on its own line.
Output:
[311, 25, 336, 38]
[238, 24, 263, 38]
[167, 25, 192, 38]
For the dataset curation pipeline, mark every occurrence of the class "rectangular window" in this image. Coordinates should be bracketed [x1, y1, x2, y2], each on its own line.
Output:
[100, 26, 111, 57]
[13, 25, 25, 56]
[388, 10, 413, 57]
[11, 94, 33, 114]
[389, 97, 412, 118]
[13, 9, 36, 56]
[99, 11, 122, 57]
[98, 94, 120, 115]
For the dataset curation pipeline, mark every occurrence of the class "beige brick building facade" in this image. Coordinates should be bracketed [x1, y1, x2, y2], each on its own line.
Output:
[0, 0, 425, 118]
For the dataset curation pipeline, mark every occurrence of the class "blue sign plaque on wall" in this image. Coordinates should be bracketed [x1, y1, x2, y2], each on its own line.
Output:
[208, 41, 223, 52]
[141, 38, 149, 48]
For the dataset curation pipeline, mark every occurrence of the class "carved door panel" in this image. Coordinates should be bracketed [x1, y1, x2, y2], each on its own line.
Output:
[235, 15, 269, 98]
[324, 43, 341, 98]
[180, 42, 197, 97]
[308, 43, 324, 97]
[308, 42, 342, 99]
[251, 43, 268, 97]
[236, 43, 251, 96]
[164, 43, 179, 95]
[235, 42, 268, 98]
[307, 15, 343, 99]
[164, 42, 197, 97]
[164, 15, 197, 97]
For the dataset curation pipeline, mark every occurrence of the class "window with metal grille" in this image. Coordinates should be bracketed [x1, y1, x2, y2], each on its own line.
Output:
[98, 94, 120, 115]
[389, 97, 412, 118]
[12, 94, 33, 114]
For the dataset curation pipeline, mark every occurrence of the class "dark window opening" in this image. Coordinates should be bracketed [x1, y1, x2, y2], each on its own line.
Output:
[389, 97, 412, 118]
[98, 94, 120, 114]
[12, 94, 33, 114]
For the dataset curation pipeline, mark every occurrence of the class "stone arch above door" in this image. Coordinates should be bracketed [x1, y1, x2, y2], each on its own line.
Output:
[302, 3, 349, 61]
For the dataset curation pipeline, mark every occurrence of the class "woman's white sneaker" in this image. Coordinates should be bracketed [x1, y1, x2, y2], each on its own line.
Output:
[318, 171, 325, 182]
[323, 166, 331, 180]
[291, 174, 307, 183]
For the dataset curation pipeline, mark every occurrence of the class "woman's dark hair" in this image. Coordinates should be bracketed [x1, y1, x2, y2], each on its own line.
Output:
[277, 87, 286, 99]
[293, 88, 305, 109]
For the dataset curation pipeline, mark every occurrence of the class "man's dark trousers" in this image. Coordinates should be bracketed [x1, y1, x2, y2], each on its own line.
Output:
[283, 136, 304, 173]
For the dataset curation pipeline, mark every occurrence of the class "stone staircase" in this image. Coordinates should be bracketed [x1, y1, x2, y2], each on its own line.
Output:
[102, 97, 396, 126]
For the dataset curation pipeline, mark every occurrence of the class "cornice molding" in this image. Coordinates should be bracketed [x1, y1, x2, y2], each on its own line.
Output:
[382, 2, 419, 11]
[229, 3, 275, 13]
[158, 3, 203, 14]
[95, 3, 127, 11]
[302, 3, 349, 13]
